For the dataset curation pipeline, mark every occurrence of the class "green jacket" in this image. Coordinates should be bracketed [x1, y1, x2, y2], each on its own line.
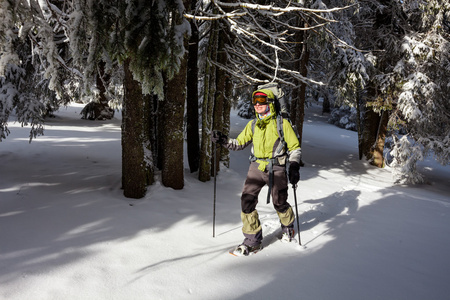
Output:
[225, 90, 301, 171]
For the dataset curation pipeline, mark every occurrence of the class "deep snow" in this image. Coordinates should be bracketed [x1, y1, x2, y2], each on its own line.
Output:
[1, 103, 449, 300]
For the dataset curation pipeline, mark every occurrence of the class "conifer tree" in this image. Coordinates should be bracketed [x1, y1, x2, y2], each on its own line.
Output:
[0, 0, 75, 141]
[1, 0, 190, 197]
[327, 0, 450, 182]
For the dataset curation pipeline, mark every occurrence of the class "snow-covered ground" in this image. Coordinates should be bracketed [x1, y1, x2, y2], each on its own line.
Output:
[1, 103, 449, 300]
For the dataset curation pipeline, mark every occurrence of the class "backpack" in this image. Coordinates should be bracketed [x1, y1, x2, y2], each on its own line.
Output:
[257, 82, 290, 119]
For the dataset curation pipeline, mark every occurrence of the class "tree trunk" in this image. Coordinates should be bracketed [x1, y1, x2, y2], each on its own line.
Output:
[147, 94, 159, 172]
[186, 5, 200, 173]
[97, 61, 110, 110]
[198, 20, 219, 182]
[143, 93, 155, 186]
[361, 107, 388, 167]
[160, 61, 187, 190]
[221, 76, 232, 168]
[356, 89, 363, 160]
[122, 58, 147, 199]
[322, 93, 331, 114]
[81, 61, 114, 120]
[372, 110, 388, 167]
[362, 109, 378, 161]
[158, 1, 190, 189]
[211, 28, 228, 177]
[291, 21, 309, 151]
[296, 44, 308, 146]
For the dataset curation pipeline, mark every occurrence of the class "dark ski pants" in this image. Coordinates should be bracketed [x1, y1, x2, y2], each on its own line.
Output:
[240, 161, 295, 246]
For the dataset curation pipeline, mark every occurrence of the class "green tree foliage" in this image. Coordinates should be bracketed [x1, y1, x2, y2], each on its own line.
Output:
[1, 0, 190, 198]
[326, 0, 450, 182]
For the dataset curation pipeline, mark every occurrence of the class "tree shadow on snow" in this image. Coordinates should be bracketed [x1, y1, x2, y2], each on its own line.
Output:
[258, 190, 360, 249]
[231, 189, 450, 300]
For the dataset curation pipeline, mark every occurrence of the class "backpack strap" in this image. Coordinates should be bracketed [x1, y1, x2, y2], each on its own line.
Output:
[274, 115, 287, 157]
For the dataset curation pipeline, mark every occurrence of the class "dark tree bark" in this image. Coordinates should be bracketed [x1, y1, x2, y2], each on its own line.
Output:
[322, 94, 331, 114]
[211, 29, 228, 177]
[122, 58, 147, 199]
[186, 12, 200, 173]
[157, 0, 191, 189]
[361, 105, 389, 168]
[143, 93, 155, 186]
[221, 76, 232, 168]
[159, 60, 187, 190]
[198, 20, 219, 182]
[291, 22, 309, 151]
[356, 90, 363, 160]
[373, 110, 389, 167]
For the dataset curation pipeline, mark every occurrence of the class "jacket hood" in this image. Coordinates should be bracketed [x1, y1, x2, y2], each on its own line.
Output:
[252, 89, 276, 100]
[252, 89, 276, 119]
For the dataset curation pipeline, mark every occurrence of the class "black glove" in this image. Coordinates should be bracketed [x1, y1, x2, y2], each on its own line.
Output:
[211, 130, 227, 145]
[288, 162, 300, 185]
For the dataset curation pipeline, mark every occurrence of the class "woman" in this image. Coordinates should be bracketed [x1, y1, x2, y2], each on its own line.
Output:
[212, 89, 301, 256]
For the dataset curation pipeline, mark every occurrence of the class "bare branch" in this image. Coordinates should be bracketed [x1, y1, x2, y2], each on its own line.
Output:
[184, 12, 246, 21]
[213, 1, 356, 14]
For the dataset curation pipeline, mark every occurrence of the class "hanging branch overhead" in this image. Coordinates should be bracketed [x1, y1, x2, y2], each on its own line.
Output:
[187, 0, 351, 87]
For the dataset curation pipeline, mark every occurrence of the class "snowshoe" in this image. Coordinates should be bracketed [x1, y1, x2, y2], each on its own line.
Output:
[281, 228, 295, 243]
[229, 244, 262, 256]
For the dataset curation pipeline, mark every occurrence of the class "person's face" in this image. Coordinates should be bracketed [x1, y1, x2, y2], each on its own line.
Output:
[252, 94, 270, 114]
[254, 103, 268, 114]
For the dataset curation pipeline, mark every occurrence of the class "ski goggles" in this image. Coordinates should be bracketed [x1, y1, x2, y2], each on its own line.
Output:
[252, 95, 270, 105]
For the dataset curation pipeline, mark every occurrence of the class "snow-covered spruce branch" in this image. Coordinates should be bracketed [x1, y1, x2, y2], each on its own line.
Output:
[229, 20, 291, 56]
[227, 19, 292, 54]
[187, 1, 344, 24]
[217, 60, 266, 85]
[213, 1, 356, 14]
[231, 3, 338, 26]
[324, 27, 368, 52]
[246, 10, 289, 41]
[223, 41, 287, 84]
[271, 16, 329, 31]
[277, 66, 325, 87]
[222, 26, 325, 86]
[27, 33, 83, 79]
[226, 35, 282, 69]
[226, 16, 289, 43]
[184, 12, 247, 20]
[306, 10, 340, 24]
[273, 40, 280, 82]
[55, 55, 83, 78]
[227, 18, 284, 51]
[96, 63, 118, 103]
[225, 51, 283, 84]
[212, 56, 294, 87]
[41, 0, 69, 25]
[225, 42, 324, 87]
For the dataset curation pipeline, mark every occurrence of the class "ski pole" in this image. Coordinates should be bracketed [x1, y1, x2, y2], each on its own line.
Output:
[213, 144, 217, 238]
[292, 184, 302, 245]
